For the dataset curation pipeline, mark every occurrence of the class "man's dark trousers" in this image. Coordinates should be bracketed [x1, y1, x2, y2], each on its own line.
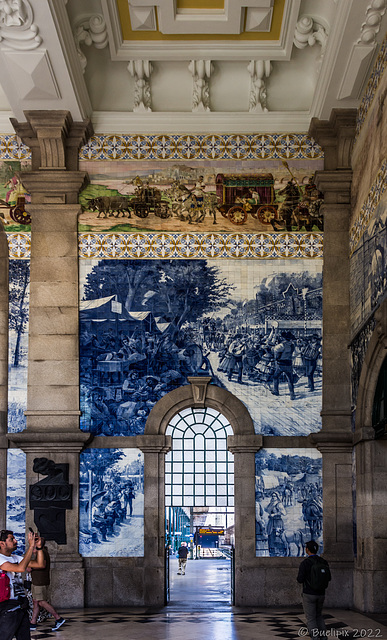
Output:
[0, 601, 31, 640]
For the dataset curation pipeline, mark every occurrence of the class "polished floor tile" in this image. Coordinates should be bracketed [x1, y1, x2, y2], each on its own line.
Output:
[29, 558, 387, 640]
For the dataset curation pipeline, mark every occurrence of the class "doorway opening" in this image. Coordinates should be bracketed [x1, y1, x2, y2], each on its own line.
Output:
[164, 407, 235, 606]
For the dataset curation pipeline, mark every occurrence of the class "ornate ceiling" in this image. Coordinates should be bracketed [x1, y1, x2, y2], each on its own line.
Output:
[0, 0, 385, 133]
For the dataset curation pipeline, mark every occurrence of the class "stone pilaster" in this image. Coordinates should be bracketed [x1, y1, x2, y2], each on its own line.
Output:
[0, 224, 8, 530]
[136, 435, 171, 606]
[227, 435, 262, 606]
[8, 110, 93, 608]
[309, 109, 357, 608]
[353, 305, 387, 613]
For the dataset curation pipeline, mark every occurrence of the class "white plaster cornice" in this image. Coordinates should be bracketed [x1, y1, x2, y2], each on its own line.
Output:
[90, 110, 311, 134]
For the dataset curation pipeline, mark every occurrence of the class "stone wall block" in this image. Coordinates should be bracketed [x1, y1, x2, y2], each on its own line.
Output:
[30, 232, 78, 258]
[85, 567, 113, 606]
[28, 361, 78, 386]
[29, 308, 79, 335]
[29, 207, 80, 232]
[29, 335, 78, 361]
[27, 385, 79, 411]
[113, 567, 145, 606]
[29, 282, 78, 307]
[30, 257, 78, 283]
[50, 566, 85, 608]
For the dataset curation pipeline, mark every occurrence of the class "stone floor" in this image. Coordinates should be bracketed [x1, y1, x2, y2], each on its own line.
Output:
[29, 558, 387, 640]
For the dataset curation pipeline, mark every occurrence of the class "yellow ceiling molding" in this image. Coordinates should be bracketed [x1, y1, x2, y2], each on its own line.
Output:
[176, 0, 225, 9]
[118, 0, 285, 41]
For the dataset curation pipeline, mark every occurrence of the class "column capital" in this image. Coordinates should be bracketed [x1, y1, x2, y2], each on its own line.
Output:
[227, 434, 263, 454]
[310, 431, 353, 453]
[309, 108, 357, 171]
[313, 170, 352, 205]
[7, 431, 90, 454]
[135, 434, 172, 453]
[11, 111, 93, 172]
[18, 170, 88, 205]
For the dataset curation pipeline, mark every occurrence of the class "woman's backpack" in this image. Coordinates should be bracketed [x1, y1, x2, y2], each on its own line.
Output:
[0, 570, 11, 602]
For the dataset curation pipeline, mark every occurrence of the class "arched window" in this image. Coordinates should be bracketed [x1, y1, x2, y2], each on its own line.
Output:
[372, 355, 387, 439]
[165, 407, 234, 507]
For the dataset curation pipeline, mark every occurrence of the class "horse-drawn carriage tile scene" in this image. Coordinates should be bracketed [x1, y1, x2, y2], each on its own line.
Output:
[1, 132, 335, 560]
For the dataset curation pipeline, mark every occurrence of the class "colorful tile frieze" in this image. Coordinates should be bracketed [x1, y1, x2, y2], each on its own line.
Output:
[0, 133, 323, 162]
[0, 135, 31, 160]
[356, 35, 387, 138]
[78, 232, 323, 260]
[349, 160, 387, 255]
[6, 232, 323, 260]
[79, 134, 323, 162]
[7, 232, 31, 258]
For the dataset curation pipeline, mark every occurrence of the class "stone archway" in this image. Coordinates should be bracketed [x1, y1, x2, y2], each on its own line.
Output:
[139, 377, 262, 607]
[353, 302, 387, 613]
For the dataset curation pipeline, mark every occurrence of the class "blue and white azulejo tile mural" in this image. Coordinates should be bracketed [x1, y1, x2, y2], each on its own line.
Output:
[6, 449, 27, 554]
[8, 259, 30, 433]
[255, 448, 323, 557]
[79, 258, 322, 437]
[79, 448, 144, 557]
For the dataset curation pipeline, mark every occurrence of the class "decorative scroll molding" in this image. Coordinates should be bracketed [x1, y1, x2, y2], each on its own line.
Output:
[189, 60, 213, 113]
[74, 14, 108, 73]
[127, 59, 153, 112]
[358, 0, 386, 45]
[0, 0, 41, 50]
[247, 59, 271, 113]
[294, 16, 328, 70]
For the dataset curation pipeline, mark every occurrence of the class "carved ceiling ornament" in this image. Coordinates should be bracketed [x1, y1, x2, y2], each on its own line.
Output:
[0, 0, 41, 50]
[189, 59, 213, 113]
[127, 59, 153, 112]
[358, 0, 386, 44]
[247, 59, 272, 113]
[74, 14, 108, 73]
[293, 15, 328, 72]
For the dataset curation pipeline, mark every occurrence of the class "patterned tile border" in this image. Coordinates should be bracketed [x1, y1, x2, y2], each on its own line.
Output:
[356, 35, 387, 138]
[7, 232, 31, 258]
[349, 159, 387, 255]
[78, 232, 323, 260]
[7, 231, 323, 260]
[0, 133, 323, 162]
[0, 135, 31, 160]
[78, 133, 323, 161]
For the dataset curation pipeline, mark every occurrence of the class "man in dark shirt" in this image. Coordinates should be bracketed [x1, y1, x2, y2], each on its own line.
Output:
[29, 539, 65, 632]
[176, 542, 189, 575]
[297, 540, 329, 638]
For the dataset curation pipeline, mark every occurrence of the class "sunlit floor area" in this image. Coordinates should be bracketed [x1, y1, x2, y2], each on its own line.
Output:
[29, 558, 387, 640]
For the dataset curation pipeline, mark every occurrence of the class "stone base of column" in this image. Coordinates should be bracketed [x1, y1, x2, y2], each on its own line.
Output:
[50, 554, 85, 609]
[353, 569, 387, 613]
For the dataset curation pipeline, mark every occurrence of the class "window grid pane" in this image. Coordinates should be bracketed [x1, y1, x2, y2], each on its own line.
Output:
[165, 408, 234, 507]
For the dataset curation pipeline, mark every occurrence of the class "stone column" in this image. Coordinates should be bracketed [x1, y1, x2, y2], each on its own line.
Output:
[309, 109, 356, 608]
[7, 111, 92, 608]
[136, 434, 171, 607]
[0, 224, 8, 530]
[228, 434, 262, 606]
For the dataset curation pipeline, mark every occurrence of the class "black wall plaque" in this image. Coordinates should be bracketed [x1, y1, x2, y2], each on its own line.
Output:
[29, 458, 73, 545]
